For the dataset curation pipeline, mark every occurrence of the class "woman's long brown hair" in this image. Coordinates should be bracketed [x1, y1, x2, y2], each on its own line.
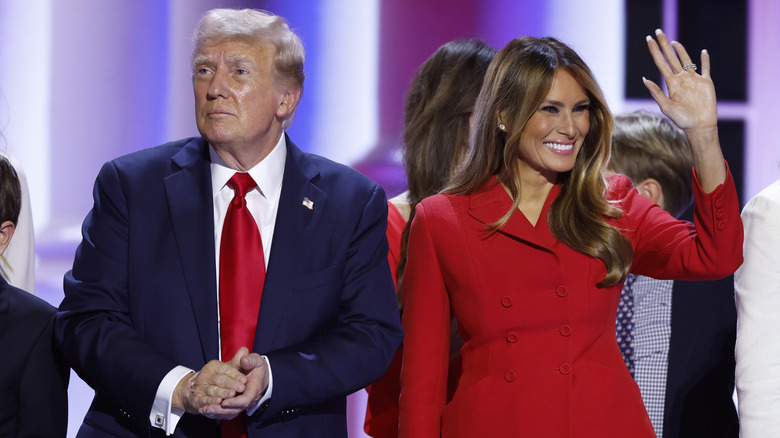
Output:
[444, 37, 632, 287]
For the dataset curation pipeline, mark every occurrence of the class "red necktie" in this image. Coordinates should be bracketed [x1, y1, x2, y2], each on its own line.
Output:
[219, 172, 265, 438]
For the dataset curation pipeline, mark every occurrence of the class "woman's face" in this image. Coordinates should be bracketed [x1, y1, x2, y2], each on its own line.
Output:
[515, 69, 591, 181]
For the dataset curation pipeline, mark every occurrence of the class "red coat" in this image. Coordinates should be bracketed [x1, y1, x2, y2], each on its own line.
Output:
[399, 170, 743, 437]
[364, 201, 406, 438]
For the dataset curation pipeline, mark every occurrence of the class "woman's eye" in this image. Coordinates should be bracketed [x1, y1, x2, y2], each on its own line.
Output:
[574, 104, 591, 112]
[541, 106, 558, 113]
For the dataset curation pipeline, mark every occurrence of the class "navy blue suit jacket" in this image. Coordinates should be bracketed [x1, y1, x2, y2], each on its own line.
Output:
[56, 136, 403, 437]
[0, 276, 69, 437]
[663, 276, 738, 438]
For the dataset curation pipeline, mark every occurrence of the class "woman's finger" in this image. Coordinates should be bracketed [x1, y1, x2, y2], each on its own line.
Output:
[700, 49, 711, 78]
[654, 29, 684, 72]
[646, 36, 674, 78]
[671, 41, 695, 73]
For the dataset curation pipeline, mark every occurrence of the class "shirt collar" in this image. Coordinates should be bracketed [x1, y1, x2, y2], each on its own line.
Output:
[209, 134, 287, 199]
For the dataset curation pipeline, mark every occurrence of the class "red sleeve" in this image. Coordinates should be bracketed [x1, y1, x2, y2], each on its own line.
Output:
[399, 200, 452, 437]
[386, 200, 406, 288]
[611, 162, 744, 280]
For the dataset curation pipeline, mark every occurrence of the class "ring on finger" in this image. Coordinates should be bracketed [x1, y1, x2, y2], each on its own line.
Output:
[682, 63, 697, 72]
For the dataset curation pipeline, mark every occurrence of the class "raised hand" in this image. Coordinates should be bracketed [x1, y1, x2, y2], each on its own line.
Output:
[644, 28, 725, 192]
[643, 28, 717, 132]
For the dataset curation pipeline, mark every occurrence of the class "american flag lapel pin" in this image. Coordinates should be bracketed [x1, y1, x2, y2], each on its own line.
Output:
[302, 197, 314, 210]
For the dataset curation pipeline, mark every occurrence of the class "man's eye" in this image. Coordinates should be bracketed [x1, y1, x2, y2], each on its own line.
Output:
[236, 69, 248, 75]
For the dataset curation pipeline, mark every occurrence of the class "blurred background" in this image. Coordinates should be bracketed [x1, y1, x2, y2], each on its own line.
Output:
[0, 0, 775, 436]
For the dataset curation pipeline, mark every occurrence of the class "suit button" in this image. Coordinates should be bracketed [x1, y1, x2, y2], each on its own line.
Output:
[504, 370, 516, 382]
[501, 296, 513, 307]
[717, 221, 726, 231]
[506, 332, 518, 343]
[556, 286, 568, 297]
[559, 325, 572, 336]
[558, 363, 572, 375]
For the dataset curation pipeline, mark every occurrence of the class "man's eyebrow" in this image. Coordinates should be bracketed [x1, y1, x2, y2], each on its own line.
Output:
[192, 55, 212, 66]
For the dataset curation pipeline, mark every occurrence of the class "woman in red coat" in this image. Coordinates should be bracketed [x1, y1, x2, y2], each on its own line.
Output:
[399, 31, 743, 437]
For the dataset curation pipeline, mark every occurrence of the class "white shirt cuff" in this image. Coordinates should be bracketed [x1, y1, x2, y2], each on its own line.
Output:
[150, 365, 194, 435]
[247, 355, 273, 415]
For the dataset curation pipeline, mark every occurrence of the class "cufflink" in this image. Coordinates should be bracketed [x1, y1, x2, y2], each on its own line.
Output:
[154, 414, 165, 427]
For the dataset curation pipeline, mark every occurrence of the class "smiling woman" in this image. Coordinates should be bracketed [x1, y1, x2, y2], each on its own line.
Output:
[398, 33, 744, 438]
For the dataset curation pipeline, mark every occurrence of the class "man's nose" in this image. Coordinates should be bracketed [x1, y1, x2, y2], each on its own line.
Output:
[207, 70, 229, 99]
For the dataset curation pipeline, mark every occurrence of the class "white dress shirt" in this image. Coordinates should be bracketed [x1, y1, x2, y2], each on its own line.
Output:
[735, 178, 780, 438]
[150, 135, 287, 434]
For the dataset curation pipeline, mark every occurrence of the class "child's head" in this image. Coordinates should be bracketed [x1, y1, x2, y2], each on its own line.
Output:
[0, 156, 21, 256]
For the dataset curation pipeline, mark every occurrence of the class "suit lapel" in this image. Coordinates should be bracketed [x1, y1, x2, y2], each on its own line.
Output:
[254, 136, 325, 352]
[467, 177, 558, 252]
[164, 138, 219, 361]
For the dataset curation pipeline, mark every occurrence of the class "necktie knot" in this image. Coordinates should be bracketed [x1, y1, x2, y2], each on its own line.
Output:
[227, 172, 257, 198]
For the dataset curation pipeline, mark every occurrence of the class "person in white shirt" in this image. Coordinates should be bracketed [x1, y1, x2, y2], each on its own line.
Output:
[735, 175, 780, 438]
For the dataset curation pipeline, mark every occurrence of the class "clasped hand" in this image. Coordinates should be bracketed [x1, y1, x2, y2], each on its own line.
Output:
[173, 346, 269, 420]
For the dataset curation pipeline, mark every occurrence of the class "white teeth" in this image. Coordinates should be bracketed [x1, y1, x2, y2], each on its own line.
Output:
[544, 142, 573, 151]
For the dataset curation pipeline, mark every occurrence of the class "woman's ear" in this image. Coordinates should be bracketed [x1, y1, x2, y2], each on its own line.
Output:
[0, 220, 15, 256]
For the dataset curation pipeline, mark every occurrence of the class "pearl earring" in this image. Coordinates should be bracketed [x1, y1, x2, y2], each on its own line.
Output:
[498, 123, 506, 131]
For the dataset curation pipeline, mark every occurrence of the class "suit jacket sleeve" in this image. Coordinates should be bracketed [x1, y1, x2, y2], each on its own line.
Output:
[735, 180, 780, 437]
[259, 183, 403, 419]
[18, 315, 70, 437]
[56, 160, 180, 433]
[617, 163, 743, 280]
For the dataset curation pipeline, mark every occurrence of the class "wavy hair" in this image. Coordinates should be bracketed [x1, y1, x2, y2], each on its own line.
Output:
[395, 39, 497, 303]
[445, 36, 632, 287]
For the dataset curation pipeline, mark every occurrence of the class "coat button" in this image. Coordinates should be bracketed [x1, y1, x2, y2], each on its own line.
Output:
[501, 296, 513, 307]
[716, 209, 724, 219]
[558, 363, 572, 375]
[506, 332, 518, 343]
[559, 325, 572, 336]
[715, 198, 723, 208]
[504, 370, 516, 382]
[717, 221, 726, 231]
[556, 286, 568, 297]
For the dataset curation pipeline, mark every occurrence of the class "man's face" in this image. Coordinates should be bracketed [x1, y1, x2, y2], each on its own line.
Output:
[192, 38, 294, 156]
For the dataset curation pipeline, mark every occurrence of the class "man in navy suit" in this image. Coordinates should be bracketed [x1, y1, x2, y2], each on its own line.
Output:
[609, 110, 738, 438]
[55, 8, 402, 437]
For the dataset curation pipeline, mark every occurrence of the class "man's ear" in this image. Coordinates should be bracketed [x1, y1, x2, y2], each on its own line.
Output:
[0, 220, 15, 256]
[636, 178, 665, 210]
[276, 88, 302, 119]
